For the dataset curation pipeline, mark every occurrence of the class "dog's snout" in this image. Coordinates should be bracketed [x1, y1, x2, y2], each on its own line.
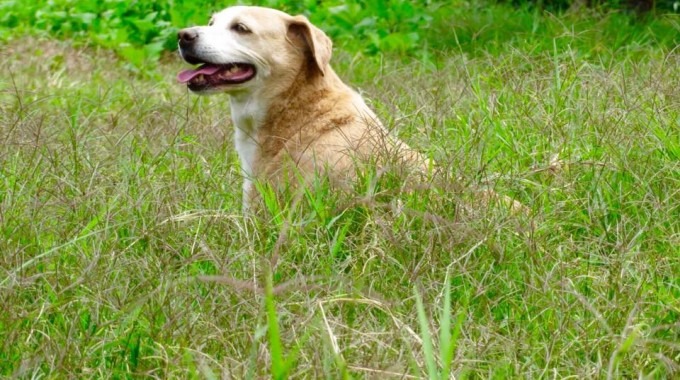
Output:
[178, 28, 198, 45]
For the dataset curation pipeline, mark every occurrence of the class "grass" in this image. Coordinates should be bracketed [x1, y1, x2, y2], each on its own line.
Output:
[1, 11, 679, 379]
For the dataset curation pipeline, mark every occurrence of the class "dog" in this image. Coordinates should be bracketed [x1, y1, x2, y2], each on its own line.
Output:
[177, 6, 428, 210]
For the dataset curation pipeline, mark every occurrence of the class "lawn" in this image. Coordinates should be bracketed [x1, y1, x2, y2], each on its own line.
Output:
[1, 2, 679, 378]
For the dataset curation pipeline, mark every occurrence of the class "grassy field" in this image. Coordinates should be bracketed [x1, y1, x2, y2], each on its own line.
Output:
[1, 5, 679, 379]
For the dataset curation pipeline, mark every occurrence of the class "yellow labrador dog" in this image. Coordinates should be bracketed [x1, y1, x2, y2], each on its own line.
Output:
[177, 6, 427, 209]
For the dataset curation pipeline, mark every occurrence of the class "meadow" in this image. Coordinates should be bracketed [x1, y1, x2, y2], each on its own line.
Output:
[1, 1, 679, 378]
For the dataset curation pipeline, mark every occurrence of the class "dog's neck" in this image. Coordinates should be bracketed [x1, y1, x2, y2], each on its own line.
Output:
[231, 65, 339, 157]
[228, 63, 344, 208]
[259, 66, 343, 152]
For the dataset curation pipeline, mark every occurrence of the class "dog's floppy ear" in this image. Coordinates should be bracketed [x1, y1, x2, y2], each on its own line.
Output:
[287, 15, 332, 76]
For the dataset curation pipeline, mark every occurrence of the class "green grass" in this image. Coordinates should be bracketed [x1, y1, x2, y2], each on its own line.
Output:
[1, 8, 679, 379]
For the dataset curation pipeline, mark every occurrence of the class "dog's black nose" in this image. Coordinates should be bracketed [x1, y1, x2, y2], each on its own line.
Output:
[178, 28, 198, 43]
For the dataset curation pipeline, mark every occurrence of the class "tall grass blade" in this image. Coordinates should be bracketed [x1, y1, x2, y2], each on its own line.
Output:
[415, 286, 438, 380]
[265, 268, 285, 379]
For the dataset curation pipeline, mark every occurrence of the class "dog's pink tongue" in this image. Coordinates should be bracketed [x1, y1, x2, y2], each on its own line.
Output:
[177, 64, 221, 83]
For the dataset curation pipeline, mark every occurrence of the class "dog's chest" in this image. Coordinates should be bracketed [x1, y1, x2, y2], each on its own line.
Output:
[230, 100, 263, 210]
[230, 97, 266, 177]
[234, 128, 257, 178]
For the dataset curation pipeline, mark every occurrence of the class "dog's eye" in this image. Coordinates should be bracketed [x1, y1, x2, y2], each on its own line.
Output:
[231, 23, 250, 34]
[208, 19, 214, 26]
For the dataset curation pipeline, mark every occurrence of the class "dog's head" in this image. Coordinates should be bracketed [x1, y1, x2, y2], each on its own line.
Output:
[177, 6, 332, 95]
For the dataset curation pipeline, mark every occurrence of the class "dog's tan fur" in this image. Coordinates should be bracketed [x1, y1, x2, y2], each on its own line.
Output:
[178, 6, 426, 208]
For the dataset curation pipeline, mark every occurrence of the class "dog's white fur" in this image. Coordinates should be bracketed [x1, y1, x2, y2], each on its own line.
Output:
[178, 6, 426, 209]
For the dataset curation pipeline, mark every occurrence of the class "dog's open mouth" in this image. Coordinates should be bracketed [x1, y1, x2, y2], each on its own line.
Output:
[177, 63, 256, 90]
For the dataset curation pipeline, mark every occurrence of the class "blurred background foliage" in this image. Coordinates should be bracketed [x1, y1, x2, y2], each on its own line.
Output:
[1, 0, 678, 67]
